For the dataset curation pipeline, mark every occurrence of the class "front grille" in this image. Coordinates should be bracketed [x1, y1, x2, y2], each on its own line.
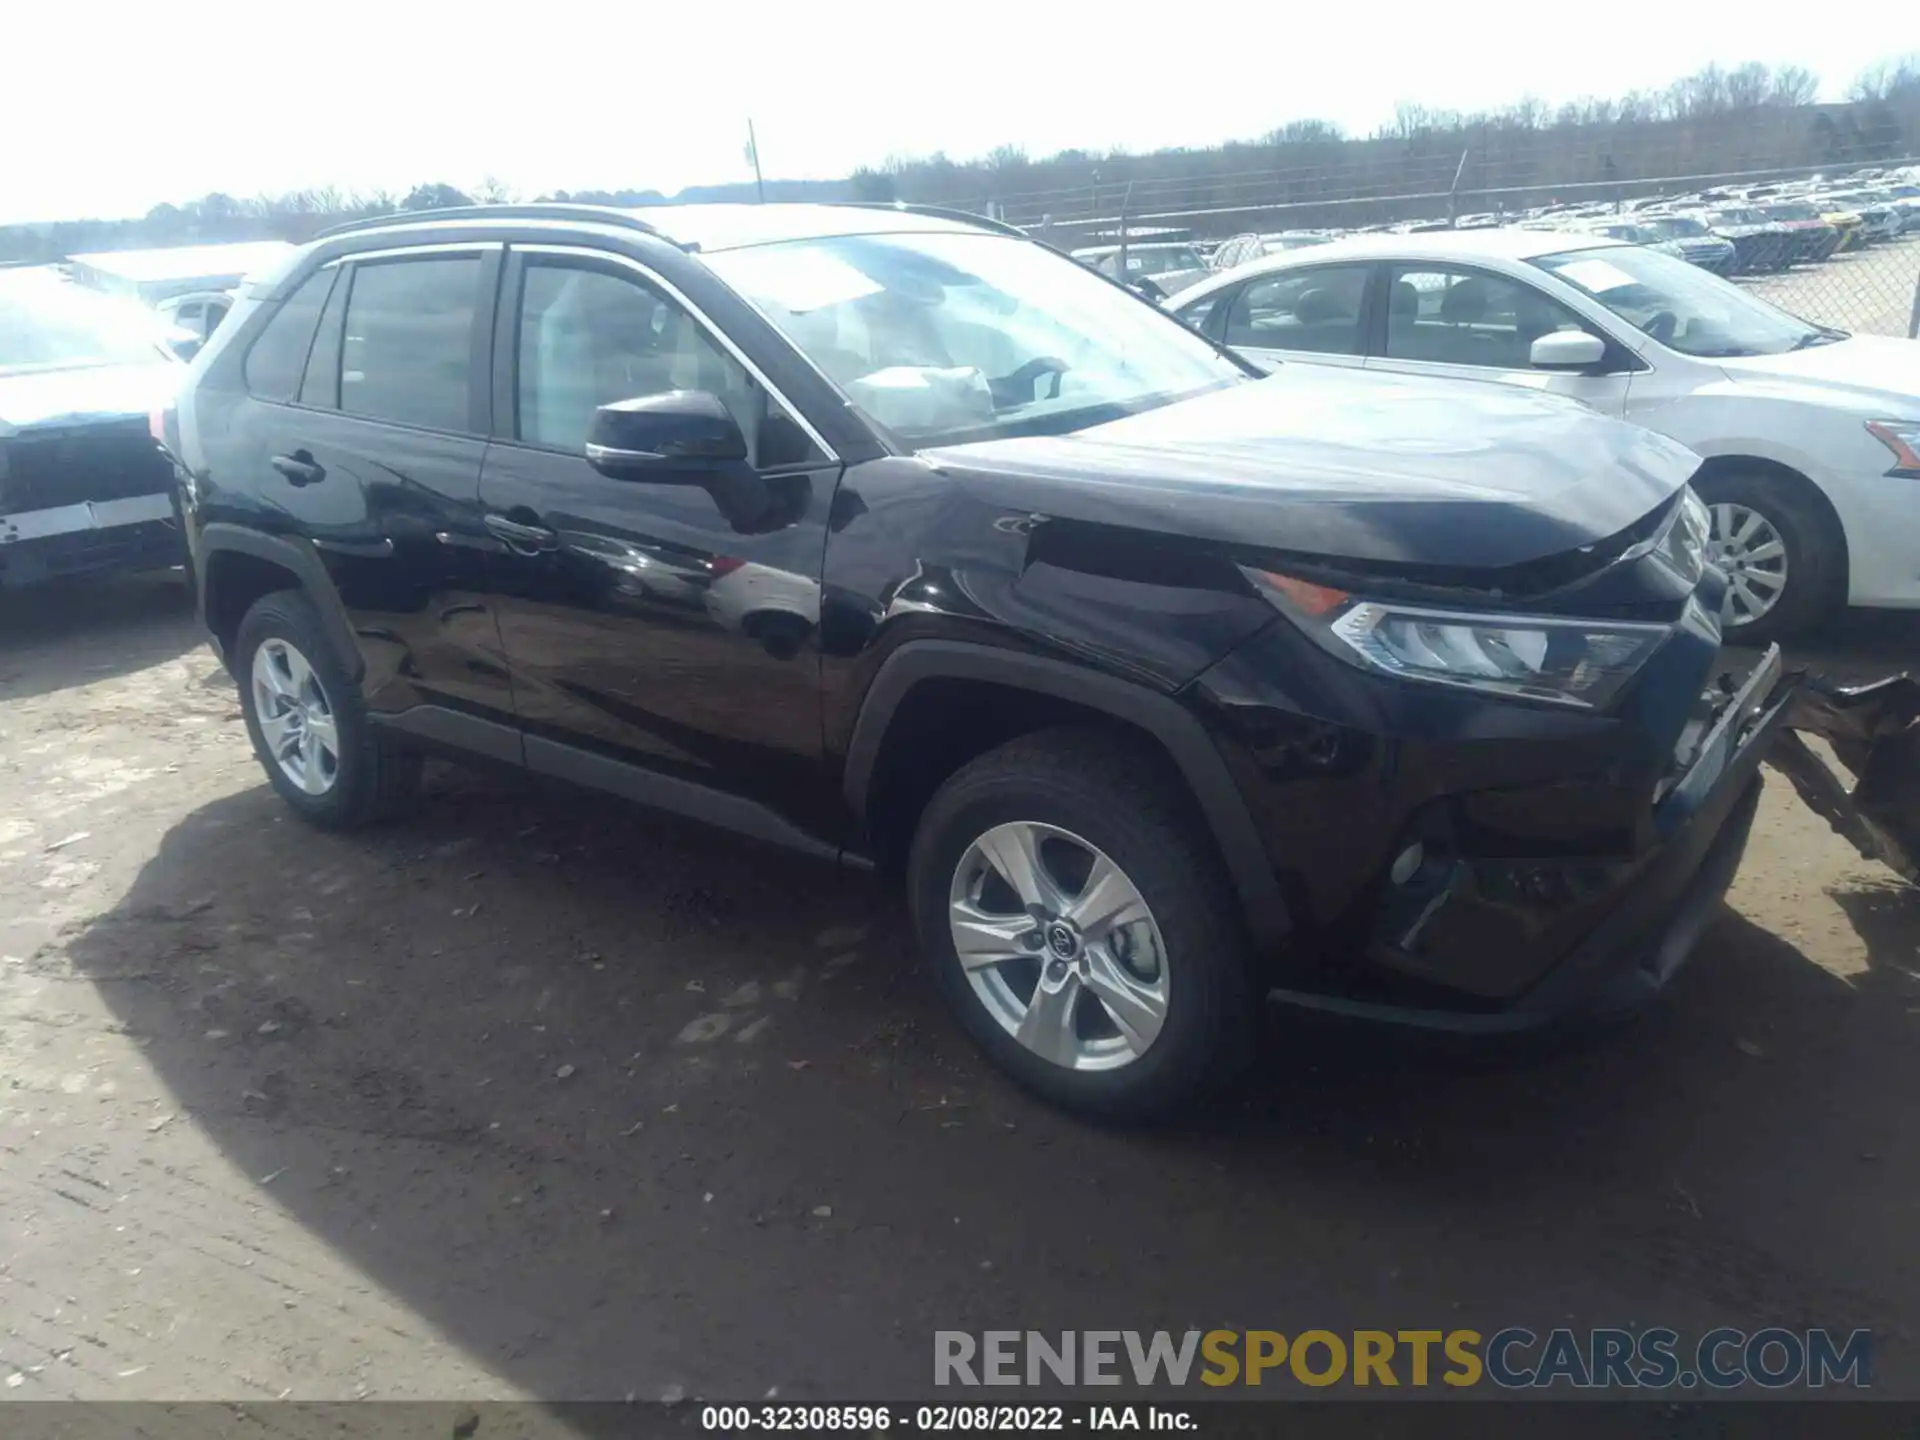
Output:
[1, 420, 172, 513]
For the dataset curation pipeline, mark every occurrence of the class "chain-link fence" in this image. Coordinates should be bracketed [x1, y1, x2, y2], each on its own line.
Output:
[916, 116, 1920, 338]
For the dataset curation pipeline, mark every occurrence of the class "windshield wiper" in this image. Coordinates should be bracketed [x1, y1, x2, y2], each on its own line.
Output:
[1790, 326, 1848, 350]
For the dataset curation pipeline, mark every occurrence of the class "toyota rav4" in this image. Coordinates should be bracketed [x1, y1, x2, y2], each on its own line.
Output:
[163, 202, 1815, 1117]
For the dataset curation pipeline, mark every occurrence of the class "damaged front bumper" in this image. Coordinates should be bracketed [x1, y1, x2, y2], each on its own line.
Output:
[1250, 642, 1920, 1034]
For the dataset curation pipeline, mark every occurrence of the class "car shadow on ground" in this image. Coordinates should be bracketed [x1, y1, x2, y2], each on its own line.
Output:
[1778, 608, 1920, 685]
[0, 570, 202, 701]
[53, 756, 1920, 1402]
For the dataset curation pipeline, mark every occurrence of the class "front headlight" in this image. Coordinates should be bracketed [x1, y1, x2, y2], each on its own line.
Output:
[1244, 569, 1671, 710]
[1866, 421, 1920, 478]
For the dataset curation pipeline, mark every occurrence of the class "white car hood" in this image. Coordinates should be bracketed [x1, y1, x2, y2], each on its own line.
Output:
[1718, 336, 1920, 415]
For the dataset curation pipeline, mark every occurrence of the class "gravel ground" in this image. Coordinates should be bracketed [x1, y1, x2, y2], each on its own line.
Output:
[2, 573, 1917, 1405]
[1735, 233, 1920, 337]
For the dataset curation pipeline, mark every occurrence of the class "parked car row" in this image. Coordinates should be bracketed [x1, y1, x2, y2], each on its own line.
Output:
[150, 200, 1920, 1119]
[1149, 166, 1920, 286]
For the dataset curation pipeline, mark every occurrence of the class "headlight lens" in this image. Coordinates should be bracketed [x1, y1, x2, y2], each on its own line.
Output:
[1245, 570, 1671, 710]
[1866, 421, 1920, 478]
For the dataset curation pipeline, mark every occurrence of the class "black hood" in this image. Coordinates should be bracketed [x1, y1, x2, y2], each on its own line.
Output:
[922, 366, 1698, 571]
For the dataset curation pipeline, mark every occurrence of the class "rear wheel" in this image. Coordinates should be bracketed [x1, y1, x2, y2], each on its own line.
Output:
[1695, 471, 1841, 647]
[234, 590, 420, 828]
[908, 729, 1258, 1119]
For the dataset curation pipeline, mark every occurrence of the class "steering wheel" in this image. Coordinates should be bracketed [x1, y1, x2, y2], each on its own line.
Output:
[989, 356, 1071, 408]
[1644, 310, 1678, 343]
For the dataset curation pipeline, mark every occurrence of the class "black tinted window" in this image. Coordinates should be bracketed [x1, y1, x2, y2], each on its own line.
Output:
[339, 257, 480, 432]
[515, 259, 821, 467]
[300, 265, 350, 409]
[1225, 266, 1369, 354]
[243, 270, 334, 401]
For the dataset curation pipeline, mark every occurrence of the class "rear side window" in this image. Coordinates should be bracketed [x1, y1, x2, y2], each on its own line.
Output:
[243, 270, 334, 402]
[1174, 291, 1223, 337]
[1224, 266, 1369, 355]
[338, 257, 481, 433]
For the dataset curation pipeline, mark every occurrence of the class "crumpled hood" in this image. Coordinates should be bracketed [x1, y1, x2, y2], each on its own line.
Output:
[923, 365, 1700, 570]
[1718, 336, 1920, 416]
[0, 360, 181, 438]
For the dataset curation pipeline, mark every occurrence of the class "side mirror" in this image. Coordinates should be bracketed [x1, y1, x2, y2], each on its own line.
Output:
[1130, 276, 1167, 301]
[1529, 330, 1607, 370]
[165, 330, 204, 362]
[585, 391, 747, 480]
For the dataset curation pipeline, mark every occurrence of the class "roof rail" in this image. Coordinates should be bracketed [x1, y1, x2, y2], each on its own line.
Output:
[838, 201, 1029, 238]
[313, 203, 664, 242]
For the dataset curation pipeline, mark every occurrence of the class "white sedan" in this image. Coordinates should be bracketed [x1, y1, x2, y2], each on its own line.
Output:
[1166, 230, 1920, 643]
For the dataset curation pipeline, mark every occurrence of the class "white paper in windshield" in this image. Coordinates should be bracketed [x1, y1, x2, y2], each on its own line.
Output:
[1557, 257, 1640, 294]
[742, 248, 883, 314]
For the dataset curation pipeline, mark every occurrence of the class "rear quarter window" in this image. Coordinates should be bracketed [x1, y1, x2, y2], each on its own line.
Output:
[243, 269, 336, 402]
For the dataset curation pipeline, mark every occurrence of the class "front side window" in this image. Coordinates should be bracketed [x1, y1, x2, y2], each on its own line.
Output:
[705, 231, 1246, 447]
[338, 256, 481, 433]
[1223, 265, 1369, 355]
[1535, 244, 1830, 357]
[1384, 264, 1588, 369]
[514, 260, 822, 468]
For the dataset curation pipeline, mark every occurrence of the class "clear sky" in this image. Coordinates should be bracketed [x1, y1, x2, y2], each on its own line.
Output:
[3, 0, 1906, 224]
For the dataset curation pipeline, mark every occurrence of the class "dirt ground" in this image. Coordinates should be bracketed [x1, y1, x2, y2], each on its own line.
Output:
[2, 573, 1917, 1405]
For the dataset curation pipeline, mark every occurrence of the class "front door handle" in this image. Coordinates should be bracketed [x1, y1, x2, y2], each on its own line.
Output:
[271, 452, 326, 486]
[483, 512, 558, 554]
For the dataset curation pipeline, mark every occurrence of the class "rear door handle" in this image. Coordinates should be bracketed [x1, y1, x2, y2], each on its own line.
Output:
[271, 452, 326, 486]
[483, 512, 558, 553]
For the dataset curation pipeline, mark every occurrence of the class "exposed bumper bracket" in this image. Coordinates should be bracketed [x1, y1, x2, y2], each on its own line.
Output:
[1770, 670, 1920, 883]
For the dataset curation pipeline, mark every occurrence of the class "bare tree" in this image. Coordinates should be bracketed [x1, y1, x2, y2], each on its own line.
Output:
[1849, 53, 1920, 102]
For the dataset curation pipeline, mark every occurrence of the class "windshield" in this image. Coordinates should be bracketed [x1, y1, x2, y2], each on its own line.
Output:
[0, 277, 171, 374]
[1535, 245, 1832, 357]
[1127, 247, 1205, 277]
[705, 231, 1247, 447]
[1764, 203, 1820, 221]
[1645, 216, 1708, 238]
[1710, 208, 1764, 225]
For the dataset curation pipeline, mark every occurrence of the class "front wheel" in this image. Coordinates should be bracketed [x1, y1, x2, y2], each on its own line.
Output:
[908, 729, 1258, 1119]
[1695, 472, 1843, 647]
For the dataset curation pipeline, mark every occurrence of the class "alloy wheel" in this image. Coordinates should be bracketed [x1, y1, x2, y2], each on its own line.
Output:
[947, 821, 1169, 1072]
[251, 638, 340, 796]
[1708, 502, 1789, 628]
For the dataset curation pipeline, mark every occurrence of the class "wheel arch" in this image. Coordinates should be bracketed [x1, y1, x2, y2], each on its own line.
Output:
[1690, 453, 1851, 596]
[842, 641, 1291, 950]
[198, 524, 363, 681]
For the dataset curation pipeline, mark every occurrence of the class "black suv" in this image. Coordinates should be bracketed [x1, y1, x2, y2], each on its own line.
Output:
[165, 203, 1789, 1117]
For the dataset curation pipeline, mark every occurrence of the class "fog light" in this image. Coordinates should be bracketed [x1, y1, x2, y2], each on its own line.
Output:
[1390, 842, 1425, 886]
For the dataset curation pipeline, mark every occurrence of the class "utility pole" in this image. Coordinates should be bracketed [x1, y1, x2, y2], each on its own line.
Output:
[746, 119, 766, 204]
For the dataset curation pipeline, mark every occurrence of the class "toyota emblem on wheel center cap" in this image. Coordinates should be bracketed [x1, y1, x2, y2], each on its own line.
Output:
[1045, 921, 1080, 961]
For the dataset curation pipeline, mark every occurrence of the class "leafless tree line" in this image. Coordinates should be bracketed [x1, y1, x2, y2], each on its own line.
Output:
[3, 56, 1915, 266]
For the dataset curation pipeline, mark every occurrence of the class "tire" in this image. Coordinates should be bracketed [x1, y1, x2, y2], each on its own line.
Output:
[1694, 471, 1842, 648]
[907, 727, 1258, 1120]
[234, 589, 421, 829]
